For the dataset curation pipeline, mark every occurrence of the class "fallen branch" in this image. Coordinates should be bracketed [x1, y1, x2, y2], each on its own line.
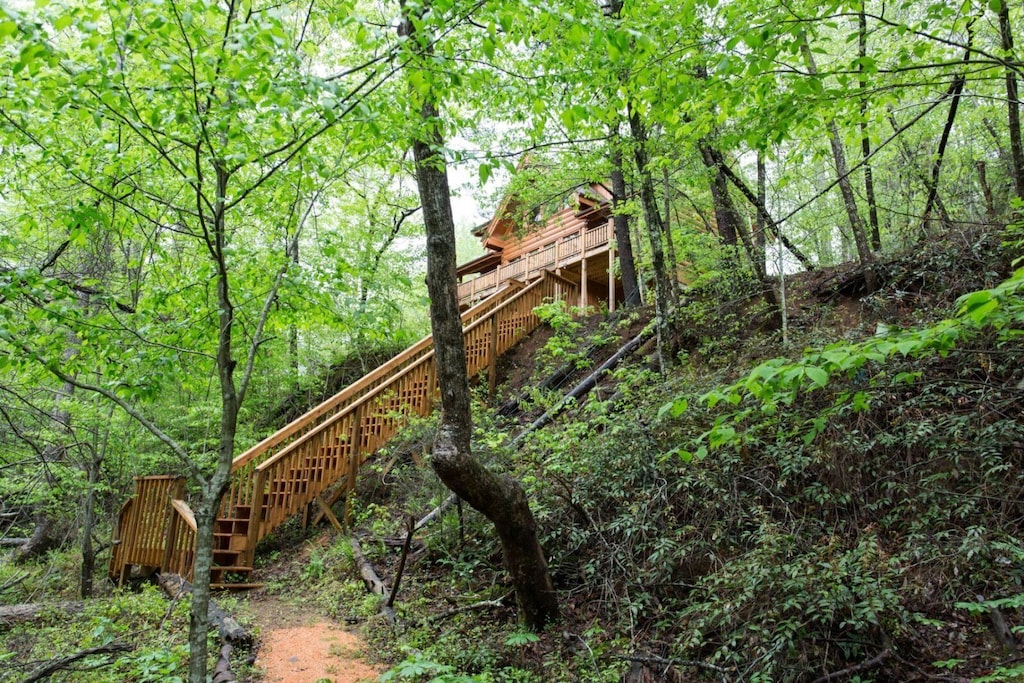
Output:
[349, 537, 396, 623]
[0, 571, 29, 594]
[386, 518, 415, 610]
[619, 653, 731, 677]
[427, 593, 512, 624]
[809, 648, 891, 683]
[0, 602, 84, 629]
[414, 494, 457, 531]
[20, 641, 132, 683]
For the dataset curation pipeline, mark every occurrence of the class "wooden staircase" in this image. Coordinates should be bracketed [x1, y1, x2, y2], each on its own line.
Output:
[109, 270, 579, 587]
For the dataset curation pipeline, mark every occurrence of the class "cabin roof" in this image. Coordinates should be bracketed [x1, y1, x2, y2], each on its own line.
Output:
[456, 250, 502, 278]
[476, 180, 613, 252]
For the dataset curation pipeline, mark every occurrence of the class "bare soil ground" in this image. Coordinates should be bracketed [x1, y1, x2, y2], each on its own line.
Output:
[249, 594, 381, 683]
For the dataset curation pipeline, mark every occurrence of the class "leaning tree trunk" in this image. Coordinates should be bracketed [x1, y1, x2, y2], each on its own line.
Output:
[801, 40, 876, 291]
[610, 146, 641, 306]
[401, 1, 558, 631]
[755, 151, 769, 276]
[702, 145, 816, 272]
[628, 106, 677, 369]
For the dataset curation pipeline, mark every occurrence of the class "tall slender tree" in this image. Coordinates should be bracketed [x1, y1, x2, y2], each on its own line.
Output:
[399, 0, 558, 631]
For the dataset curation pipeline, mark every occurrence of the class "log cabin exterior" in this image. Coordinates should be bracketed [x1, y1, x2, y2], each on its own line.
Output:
[457, 182, 622, 311]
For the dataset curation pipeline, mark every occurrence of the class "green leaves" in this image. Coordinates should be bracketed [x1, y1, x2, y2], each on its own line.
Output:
[660, 269, 1024, 463]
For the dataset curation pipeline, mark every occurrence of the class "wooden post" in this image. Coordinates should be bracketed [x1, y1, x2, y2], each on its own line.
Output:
[245, 469, 265, 567]
[488, 314, 498, 397]
[344, 407, 362, 527]
[580, 256, 588, 309]
[161, 506, 179, 574]
[608, 251, 616, 312]
[554, 240, 561, 301]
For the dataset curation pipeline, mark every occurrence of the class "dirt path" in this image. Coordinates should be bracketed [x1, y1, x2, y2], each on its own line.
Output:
[249, 594, 381, 683]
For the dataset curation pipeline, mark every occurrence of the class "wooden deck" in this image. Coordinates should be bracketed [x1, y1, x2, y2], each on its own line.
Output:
[459, 219, 615, 308]
[110, 271, 580, 587]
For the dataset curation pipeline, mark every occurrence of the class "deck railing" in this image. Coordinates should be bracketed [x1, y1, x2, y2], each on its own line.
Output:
[458, 219, 613, 306]
[244, 270, 577, 545]
[109, 476, 185, 583]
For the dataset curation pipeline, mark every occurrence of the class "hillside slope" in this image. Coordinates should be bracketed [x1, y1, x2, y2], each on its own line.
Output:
[327, 229, 1024, 683]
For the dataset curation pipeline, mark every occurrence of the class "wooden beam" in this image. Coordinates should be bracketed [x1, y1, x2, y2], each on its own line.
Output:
[315, 495, 344, 532]
[580, 256, 588, 308]
[311, 484, 347, 526]
[488, 315, 498, 397]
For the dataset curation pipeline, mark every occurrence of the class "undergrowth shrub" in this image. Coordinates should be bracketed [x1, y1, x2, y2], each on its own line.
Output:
[507, 266, 1024, 679]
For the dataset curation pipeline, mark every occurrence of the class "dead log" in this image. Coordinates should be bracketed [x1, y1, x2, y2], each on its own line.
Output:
[13, 512, 56, 564]
[509, 330, 649, 448]
[156, 573, 250, 645]
[0, 538, 30, 547]
[212, 643, 236, 683]
[20, 641, 132, 683]
[0, 602, 84, 629]
[156, 573, 249, 683]
[348, 537, 396, 623]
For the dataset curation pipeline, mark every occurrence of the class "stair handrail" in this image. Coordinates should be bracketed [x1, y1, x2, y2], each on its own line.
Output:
[243, 272, 568, 542]
[230, 279, 526, 473]
[251, 271, 557, 476]
[162, 499, 198, 582]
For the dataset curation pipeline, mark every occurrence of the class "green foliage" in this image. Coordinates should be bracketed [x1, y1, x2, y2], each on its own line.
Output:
[663, 268, 1024, 453]
[0, 583, 203, 682]
[381, 649, 490, 683]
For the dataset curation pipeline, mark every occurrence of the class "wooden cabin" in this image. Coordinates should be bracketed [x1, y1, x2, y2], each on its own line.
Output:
[456, 182, 623, 310]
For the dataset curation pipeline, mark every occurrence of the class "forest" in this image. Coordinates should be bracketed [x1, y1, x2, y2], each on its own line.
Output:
[0, 0, 1023, 681]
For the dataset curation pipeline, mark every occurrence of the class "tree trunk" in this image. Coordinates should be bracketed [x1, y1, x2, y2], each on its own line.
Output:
[610, 147, 641, 306]
[922, 70, 965, 233]
[189, 165, 239, 683]
[999, 1, 1024, 201]
[661, 167, 681, 303]
[627, 107, 676, 370]
[755, 151, 768, 277]
[859, 3, 882, 250]
[401, 1, 558, 631]
[701, 146, 741, 248]
[801, 40, 876, 291]
[977, 161, 997, 219]
[703, 146, 815, 271]
[78, 453, 100, 598]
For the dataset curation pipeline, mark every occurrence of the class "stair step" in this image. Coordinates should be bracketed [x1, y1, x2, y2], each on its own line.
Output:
[210, 565, 253, 572]
[211, 582, 264, 590]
